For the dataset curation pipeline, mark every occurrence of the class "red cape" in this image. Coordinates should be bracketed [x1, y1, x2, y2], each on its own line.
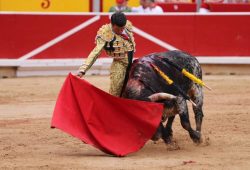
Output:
[51, 73, 163, 156]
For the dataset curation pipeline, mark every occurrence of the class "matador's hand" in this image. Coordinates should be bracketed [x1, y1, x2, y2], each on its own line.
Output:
[77, 71, 85, 78]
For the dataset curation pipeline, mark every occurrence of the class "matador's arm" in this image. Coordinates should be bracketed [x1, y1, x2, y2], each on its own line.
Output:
[78, 37, 106, 74]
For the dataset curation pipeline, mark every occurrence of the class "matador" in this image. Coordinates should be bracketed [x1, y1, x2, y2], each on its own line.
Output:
[77, 12, 135, 96]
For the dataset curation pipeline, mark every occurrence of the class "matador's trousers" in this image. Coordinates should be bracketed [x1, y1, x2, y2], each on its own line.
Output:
[109, 58, 128, 97]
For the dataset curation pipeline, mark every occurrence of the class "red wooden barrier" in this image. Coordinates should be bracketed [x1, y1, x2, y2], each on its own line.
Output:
[0, 13, 250, 60]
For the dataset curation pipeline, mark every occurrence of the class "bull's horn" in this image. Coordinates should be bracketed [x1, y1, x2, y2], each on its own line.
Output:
[148, 92, 177, 102]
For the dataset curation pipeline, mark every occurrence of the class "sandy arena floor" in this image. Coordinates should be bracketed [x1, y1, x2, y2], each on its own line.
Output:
[0, 74, 250, 170]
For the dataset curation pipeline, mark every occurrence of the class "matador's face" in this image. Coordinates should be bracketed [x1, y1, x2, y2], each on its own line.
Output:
[112, 24, 125, 35]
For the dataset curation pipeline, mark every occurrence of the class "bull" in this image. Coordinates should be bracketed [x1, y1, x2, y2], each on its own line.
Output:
[122, 50, 204, 144]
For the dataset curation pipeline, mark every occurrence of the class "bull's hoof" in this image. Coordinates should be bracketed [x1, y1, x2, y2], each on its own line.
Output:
[151, 133, 161, 142]
[196, 135, 210, 146]
[190, 130, 202, 144]
[166, 140, 180, 151]
[162, 134, 173, 144]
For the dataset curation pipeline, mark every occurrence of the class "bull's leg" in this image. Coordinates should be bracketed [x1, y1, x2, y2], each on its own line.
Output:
[151, 123, 164, 141]
[193, 87, 204, 132]
[188, 84, 204, 132]
[162, 116, 175, 144]
[193, 103, 204, 132]
[178, 98, 201, 143]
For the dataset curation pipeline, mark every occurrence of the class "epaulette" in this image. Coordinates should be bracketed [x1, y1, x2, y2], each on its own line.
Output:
[96, 24, 114, 42]
[125, 20, 133, 32]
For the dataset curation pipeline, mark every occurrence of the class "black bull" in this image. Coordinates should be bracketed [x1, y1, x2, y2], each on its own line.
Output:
[122, 50, 204, 144]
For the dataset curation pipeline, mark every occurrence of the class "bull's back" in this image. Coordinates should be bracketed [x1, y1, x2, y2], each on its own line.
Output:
[124, 50, 202, 98]
[158, 50, 202, 79]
